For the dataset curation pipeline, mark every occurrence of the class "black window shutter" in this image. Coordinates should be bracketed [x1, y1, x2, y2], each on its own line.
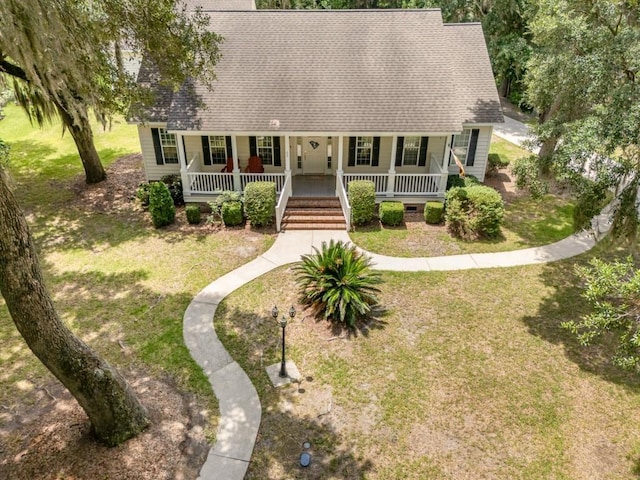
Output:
[273, 136, 281, 166]
[466, 129, 479, 166]
[348, 137, 356, 167]
[372, 137, 380, 167]
[418, 136, 429, 167]
[151, 128, 163, 165]
[182, 137, 186, 164]
[201, 136, 211, 165]
[249, 136, 257, 157]
[395, 137, 404, 167]
[225, 136, 233, 159]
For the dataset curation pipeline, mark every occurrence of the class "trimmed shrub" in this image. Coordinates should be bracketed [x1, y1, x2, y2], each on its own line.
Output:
[348, 180, 376, 226]
[446, 174, 480, 190]
[160, 174, 184, 206]
[512, 155, 549, 199]
[186, 205, 201, 224]
[295, 240, 382, 328]
[445, 185, 504, 239]
[136, 182, 150, 207]
[148, 181, 176, 228]
[424, 201, 444, 224]
[486, 153, 509, 176]
[244, 181, 276, 226]
[222, 201, 244, 226]
[379, 201, 404, 226]
[209, 190, 243, 222]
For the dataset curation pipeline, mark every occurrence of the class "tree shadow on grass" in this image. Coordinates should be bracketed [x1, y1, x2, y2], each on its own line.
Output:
[521, 254, 640, 391]
[0, 265, 216, 479]
[215, 304, 376, 479]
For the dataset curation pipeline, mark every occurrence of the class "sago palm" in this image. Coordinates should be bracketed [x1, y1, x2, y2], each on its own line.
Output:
[295, 240, 382, 327]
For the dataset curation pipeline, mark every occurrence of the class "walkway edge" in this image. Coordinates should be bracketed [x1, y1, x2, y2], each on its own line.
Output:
[185, 207, 611, 479]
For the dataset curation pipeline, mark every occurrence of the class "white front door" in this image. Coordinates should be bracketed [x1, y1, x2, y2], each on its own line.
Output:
[302, 137, 326, 174]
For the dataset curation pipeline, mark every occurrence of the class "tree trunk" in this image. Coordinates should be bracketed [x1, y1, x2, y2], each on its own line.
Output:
[537, 135, 559, 175]
[0, 171, 149, 446]
[57, 106, 107, 184]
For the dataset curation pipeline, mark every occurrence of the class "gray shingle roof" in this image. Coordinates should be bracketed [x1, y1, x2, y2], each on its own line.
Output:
[444, 24, 504, 125]
[161, 9, 502, 133]
[180, 0, 256, 11]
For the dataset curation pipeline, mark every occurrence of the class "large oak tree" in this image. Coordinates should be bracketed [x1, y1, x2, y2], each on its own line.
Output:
[0, 140, 149, 446]
[0, 0, 221, 183]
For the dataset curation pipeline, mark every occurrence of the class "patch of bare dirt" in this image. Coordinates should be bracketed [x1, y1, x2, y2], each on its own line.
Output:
[69, 153, 277, 238]
[483, 166, 524, 203]
[0, 370, 210, 480]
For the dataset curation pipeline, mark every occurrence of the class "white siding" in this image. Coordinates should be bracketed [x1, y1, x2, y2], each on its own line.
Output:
[138, 125, 180, 181]
[341, 136, 392, 173]
[447, 126, 492, 182]
[395, 136, 446, 174]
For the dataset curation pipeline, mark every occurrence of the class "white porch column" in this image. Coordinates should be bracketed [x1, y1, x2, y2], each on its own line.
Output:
[284, 134, 291, 172]
[231, 134, 241, 192]
[440, 134, 453, 193]
[387, 135, 397, 197]
[442, 134, 452, 171]
[177, 133, 190, 197]
[336, 135, 344, 196]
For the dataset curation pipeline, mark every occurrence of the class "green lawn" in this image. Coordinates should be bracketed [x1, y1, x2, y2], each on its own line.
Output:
[350, 136, 575, 257]
[0, 105, 275, 440]
[215, 252, 640, 479]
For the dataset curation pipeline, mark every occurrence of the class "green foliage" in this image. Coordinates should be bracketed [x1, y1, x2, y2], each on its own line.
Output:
[348, 180, 376, 226]
[424, 201, 444, 224]
[208, 190, 243, 222]
[160, 174, 184, 207]
[445, 185, 504, 239]
[148, 181, 175, 228]
[244, 182, 275, 227]
[525, 0, 640, 239]
[446, 174, 480, 190]
[185, 205, 201, 225]
[135, 182, 150, 207]
[295, 240, 382, 328]
[512, 155, 549, 199]
[222, 201, 244, 227]
[562, 257, 640, 370]
[379, 201, 404, 226]
[487, 153, 510, 176]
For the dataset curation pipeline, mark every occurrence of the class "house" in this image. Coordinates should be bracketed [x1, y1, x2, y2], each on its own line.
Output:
[134, 4, 503, 229]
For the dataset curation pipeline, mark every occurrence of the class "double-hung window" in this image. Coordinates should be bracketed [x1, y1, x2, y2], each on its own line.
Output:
[356, 136, 373, 165]
[159, 129, 179, 164]
[257, 136, 273, 165]
[452, 129, 472, 165]
[402, 136, 421, 166]
[208, 136, 227, 164]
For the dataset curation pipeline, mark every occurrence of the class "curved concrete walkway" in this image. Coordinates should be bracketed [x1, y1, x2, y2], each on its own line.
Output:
[184, 209, 611, 479]
[184, 113, 614, 479]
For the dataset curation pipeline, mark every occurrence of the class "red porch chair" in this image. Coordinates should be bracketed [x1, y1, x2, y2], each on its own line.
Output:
[220, 157, 234, 172]
[244, 156, 264, 173]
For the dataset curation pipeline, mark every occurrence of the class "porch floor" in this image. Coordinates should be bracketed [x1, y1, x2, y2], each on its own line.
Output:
[292, 175, 335, 197]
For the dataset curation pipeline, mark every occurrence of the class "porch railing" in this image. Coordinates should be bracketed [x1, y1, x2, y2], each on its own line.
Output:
[240, 173, 285, 193]
[342, 174, 388, 194]
[275, 172, 292, 232]
[394, 174, 442, 195]
[187, 172, 235, 194]
[336, 172, 351, 231]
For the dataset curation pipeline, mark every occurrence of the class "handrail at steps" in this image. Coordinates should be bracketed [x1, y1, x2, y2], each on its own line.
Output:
[336, 172, 351, 231]
[275, 172, 292, 232]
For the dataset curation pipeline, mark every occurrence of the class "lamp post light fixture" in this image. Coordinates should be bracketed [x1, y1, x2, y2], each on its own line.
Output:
[273, 305, 296, 378]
